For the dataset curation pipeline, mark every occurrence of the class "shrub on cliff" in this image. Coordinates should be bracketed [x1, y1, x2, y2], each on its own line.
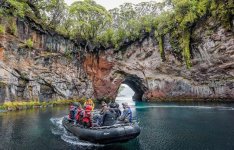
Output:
[25, 39, 34, 49]
[8, 18, 17, 36]
[0, 25, 5, 34]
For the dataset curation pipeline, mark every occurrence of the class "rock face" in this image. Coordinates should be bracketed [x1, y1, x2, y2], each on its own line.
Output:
[0, 17, 233, 104]
[84, 18, 234, 101]
[0, 18, 94, 104]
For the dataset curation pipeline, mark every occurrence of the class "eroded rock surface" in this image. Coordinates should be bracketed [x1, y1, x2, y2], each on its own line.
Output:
[84, 18, 234, 101]
[0, 17, 233, 103]
[0, 18, 94, 104]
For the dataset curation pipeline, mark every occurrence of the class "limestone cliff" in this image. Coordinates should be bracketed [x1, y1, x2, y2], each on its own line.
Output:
[0, 18, 94, 104]
[84, 17, 234, 101]
[0, 17, 233, 104]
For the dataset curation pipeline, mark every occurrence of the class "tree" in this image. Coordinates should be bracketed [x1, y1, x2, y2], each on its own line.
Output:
[26, 0, 67, 29]
[68, 0, 111, 47]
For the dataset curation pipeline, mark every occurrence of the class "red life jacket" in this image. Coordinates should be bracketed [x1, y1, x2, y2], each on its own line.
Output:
[75, 108, 83, 121]
[82, 105, 92, 124]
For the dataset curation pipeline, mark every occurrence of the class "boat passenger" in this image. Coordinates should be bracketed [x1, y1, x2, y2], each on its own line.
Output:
[84, 98, 95, 110]
[82, 105, 93, 128]
[100, 101, 108, 115]
[92, 101, 108, 127]
[102, 108, 117, 126]
[109, 100, 121, 119]
[69, 102, 78, 120]
[75, 103, 84, 124]
[118, 102, 132, 123]
[108, 100, 119, 108]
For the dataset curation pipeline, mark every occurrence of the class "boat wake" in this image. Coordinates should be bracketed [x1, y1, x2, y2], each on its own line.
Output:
[135, 105, 234, 110]
[50, 117, 103, 147]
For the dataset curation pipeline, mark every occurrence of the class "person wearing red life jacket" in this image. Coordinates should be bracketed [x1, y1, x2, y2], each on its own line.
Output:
[75, 103, 84, 125]
[82, 105, 93, 128]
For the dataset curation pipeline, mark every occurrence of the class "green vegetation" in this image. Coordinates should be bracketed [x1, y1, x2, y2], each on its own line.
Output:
[0, 0, 233, 68]
[68, 0, 111, 44]
[8, 18, 17, 36]
[181, 30, 191, 68]
[158, 36, 165, 61]
[0, 24, 5, 34]
[64, 50, 73, 60]
[0, 99, 86, 111]
[25, 38, 34, 48]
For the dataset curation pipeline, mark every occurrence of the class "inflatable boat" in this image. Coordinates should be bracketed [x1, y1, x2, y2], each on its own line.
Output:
[62, 117, 141, 144]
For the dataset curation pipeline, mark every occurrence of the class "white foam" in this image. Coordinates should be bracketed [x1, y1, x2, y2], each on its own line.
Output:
[50, 117, 103, 147]
[61, 134, 100, 146]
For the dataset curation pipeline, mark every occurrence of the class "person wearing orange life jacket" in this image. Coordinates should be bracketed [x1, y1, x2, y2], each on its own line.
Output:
[82, 105, 93, 128]
[84, 98, 95, 110]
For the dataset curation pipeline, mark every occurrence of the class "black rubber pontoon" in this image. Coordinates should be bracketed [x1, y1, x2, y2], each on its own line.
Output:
[62, 117, 141, 144]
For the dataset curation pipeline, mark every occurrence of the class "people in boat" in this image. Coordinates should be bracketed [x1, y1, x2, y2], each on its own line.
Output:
[82, 105, 93, 128]
[92, 101, 108, 127]
[102, 108, 117, 126]
[92, 102, 117, 127]
[118, 102, 132, 123]
[69, 102, 78, 120]
[75, 103, 84, 125]
[108, 100, 121, 119]
[84, 98, 95, 110]
[100, 101, 108, 115]
[108, 100, 119, 108]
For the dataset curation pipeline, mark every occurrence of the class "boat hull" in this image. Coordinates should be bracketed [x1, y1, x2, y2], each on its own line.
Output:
[62, 117, 141, 144]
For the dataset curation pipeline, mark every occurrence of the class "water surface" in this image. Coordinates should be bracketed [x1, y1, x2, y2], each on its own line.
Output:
[1, 101, 234, 150]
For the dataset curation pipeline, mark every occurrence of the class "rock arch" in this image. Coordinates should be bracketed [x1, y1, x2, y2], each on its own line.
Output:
[84, 54, 149, 101]
[121, 75, 148, 101]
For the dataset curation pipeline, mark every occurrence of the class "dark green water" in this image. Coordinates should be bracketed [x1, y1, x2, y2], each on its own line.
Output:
[1, 102, 234, 150]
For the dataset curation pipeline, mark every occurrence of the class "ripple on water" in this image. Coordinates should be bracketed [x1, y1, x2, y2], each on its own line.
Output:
[50, 117, 103, 147]
[134, 105, 234, 110]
